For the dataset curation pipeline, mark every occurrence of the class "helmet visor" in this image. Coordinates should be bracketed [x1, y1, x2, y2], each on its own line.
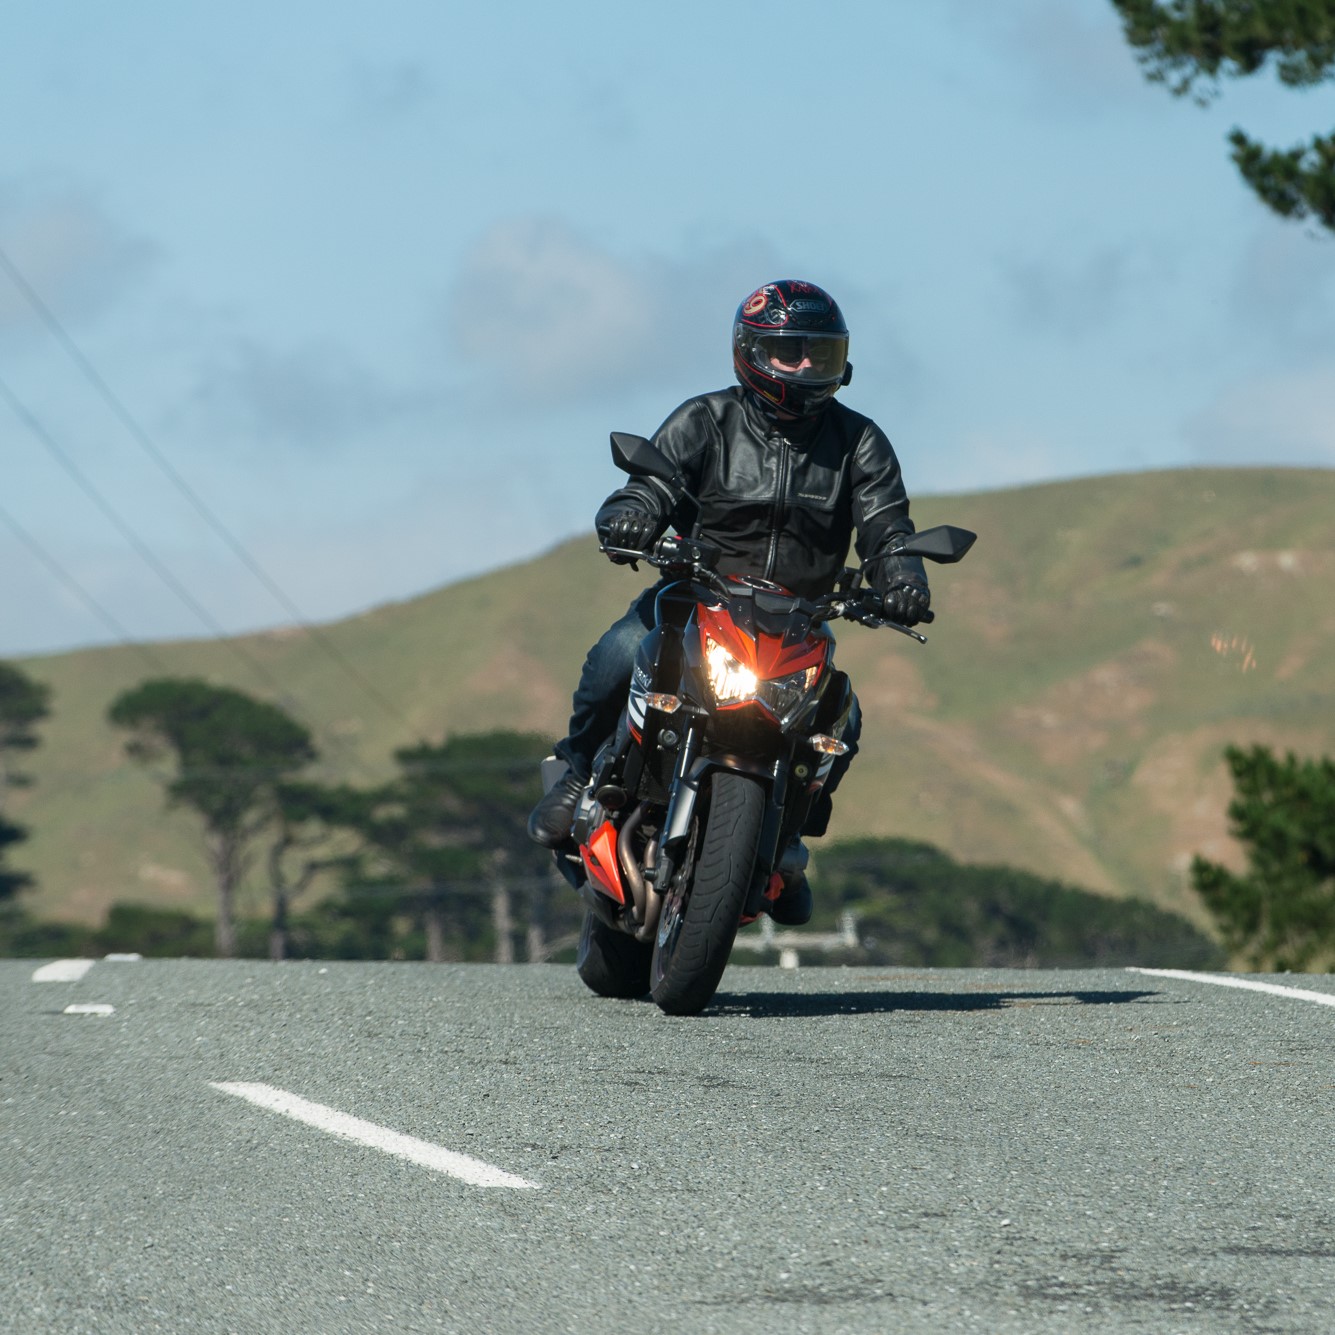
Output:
[741, 330, 849, 384]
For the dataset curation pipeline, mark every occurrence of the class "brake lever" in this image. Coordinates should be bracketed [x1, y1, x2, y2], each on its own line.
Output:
[885, 621, 929, 644]
[846, 603, 928, 643]
[599, 544, 649, 571]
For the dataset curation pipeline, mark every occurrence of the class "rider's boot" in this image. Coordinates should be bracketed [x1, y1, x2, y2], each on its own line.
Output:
[527, 771, 585, 848]
[765, 837, 813, 926]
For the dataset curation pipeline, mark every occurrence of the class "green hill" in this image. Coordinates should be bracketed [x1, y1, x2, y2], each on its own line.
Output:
[10, 466, 1335, 930]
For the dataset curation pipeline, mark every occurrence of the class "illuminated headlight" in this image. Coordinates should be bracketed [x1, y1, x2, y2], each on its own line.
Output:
[704, 636, 758, 703]
[759, 666, 820, 718]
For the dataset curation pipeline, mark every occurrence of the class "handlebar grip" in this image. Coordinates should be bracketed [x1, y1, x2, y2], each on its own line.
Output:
[918, 608, 935, 625]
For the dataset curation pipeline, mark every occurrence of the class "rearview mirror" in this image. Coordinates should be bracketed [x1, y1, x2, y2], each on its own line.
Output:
[610, 432, 677, 483]
[895, 525, 977, 564]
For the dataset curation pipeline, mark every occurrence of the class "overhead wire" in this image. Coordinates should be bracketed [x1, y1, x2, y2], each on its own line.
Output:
[0, 497, 170, 674]
[0, 243, 412, 731]
[1, 273, 554, 939]
[1, 373, 263, 657]
[2, 372, 541, 783]
[0, 246, 538, 837]
[0, 372, 392, 785]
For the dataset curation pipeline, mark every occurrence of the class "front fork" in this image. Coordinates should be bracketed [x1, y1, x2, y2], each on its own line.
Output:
[654, 717, 789, 919]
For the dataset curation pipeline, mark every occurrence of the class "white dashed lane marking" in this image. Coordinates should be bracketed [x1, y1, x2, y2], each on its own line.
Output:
[63, 1003, 115, 1016]
[1127, 967, 1335, 1008]
[210, 1082, 542, 1190]
[32, 959, 95, 982]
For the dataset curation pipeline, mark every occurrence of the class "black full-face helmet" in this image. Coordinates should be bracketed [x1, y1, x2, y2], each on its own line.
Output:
[733, 279, 851, 417]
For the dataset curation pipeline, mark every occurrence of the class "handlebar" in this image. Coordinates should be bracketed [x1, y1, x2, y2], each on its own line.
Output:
[599, 535, 932, 643]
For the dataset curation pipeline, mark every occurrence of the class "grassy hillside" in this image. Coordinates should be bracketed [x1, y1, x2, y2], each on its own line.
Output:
[10, 466, 1335, 929]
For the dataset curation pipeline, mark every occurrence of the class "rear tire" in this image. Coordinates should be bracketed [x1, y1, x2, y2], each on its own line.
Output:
[576, 909, 651, 999]
[650, 771, 766, 1016]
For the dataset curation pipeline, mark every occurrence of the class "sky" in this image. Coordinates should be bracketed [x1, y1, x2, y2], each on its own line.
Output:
[3, 0, 1334, 658]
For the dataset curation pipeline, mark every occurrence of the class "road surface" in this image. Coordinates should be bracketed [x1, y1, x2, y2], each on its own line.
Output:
[3, 958, 1332, 1333]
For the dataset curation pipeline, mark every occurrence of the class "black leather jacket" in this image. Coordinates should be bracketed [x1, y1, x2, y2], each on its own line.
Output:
[597, 387, 927, 600]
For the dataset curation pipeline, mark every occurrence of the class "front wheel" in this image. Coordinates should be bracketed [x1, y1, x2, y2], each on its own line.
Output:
[650, 770, 766, 1016]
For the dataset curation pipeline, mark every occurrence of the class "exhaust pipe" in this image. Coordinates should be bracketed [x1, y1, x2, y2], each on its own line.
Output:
[617, 803, 648, 924]
[634, 837, 663, 944]
[617, 805, 663, 943]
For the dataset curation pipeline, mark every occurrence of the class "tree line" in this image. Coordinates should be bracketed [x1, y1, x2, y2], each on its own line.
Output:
[0, 662, 52, 902]
[2, 657, 1333, 969]
[2, 665, 582, 964]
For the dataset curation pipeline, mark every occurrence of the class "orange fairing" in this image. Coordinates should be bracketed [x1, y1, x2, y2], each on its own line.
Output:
[697, 605, 827, 681]
[580, 820, 626, 904]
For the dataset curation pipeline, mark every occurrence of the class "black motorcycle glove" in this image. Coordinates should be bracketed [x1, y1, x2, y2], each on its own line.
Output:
[879, 581, 931, 626]
[598, 508, 660, 564]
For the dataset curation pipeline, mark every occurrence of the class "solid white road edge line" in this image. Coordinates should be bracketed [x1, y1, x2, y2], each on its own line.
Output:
[209, 1082, 541, 1190]
[32, 959, 95, 982]
[1127, 967, 1335, 1008]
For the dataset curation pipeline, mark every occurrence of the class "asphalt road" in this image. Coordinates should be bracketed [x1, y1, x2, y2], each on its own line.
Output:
[3, 958, 1332, 1335]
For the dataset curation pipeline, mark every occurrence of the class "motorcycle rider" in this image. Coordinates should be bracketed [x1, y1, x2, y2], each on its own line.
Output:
[528, 279, 930, 924]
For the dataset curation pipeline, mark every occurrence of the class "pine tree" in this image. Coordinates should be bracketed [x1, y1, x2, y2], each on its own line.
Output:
[0, 816, 33, 902]
[344, 732, 551, 962]
[1112, 1, 1335, 231]
[1191, 744, 1335, 970]
[0, 661, 52, 903]
[108, 678, 317, 957]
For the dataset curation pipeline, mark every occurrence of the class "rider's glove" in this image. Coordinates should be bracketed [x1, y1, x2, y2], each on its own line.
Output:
[878, 581, 931, 627]
[598, 508, 660, 563]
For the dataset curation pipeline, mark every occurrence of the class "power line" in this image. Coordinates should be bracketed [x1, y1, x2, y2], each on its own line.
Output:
[0, 498, 169, 674]
[0, 373, 385, 784]
[0, 254, 529, 822]
[1, 373, 252, 651]
[0, 244, 411, 730]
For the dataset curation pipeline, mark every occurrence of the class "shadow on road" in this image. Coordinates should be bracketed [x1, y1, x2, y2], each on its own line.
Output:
[707, 988, 1160, 1018]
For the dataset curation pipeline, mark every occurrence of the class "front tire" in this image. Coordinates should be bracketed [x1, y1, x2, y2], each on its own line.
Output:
[576, 909, 651, 999]
[650, 770, 766, 1016]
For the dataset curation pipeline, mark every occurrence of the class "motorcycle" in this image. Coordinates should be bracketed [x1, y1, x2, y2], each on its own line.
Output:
[542, 431, 976, 1015]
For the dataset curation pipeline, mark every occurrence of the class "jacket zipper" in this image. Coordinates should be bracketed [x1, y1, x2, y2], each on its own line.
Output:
[764, 436, 789, 581]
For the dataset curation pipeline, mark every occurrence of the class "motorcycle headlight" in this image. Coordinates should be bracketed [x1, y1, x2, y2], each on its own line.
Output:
[759, 665, 820, 719]
[704, 636, 758, 703]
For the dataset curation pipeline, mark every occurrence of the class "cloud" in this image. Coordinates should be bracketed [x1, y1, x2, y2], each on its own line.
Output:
[999, 244, 1141, 338]
[940, 425, 1069, 492]
[948, 0, 1145, 111]
[571, 75, 637, 145]
[1003, 2, 1145, 104]
[1230, 225, 1335, 352]
[444, 218, 781, 406]
[1183, 365, 1335, 465]
[345, 60, 434, 120]
[0, 452, 563, 658]
[186, 338, 421, 449]
[0, 179, 159, 331]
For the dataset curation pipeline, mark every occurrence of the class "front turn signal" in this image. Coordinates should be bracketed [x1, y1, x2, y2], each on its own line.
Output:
[810, 734, 849, 756]
[646, 693, 682, 714]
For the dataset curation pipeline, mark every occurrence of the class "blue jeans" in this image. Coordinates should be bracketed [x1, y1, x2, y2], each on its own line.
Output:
[553, 585, 860, 836]
[555, 587, 659, 779]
